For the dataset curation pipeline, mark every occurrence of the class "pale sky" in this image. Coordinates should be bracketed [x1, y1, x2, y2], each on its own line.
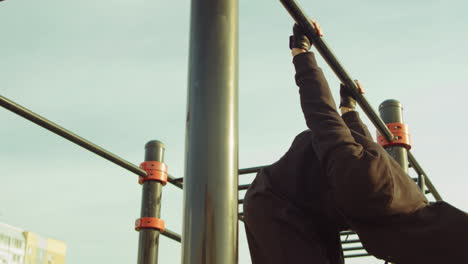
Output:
[1, 0, 467, 263]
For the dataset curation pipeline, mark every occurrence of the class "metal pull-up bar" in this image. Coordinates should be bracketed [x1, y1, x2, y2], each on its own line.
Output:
[0, 94, 182, 245]
[0, 95, 145, 177]
[279, 0, 442, 201]
[0, 95, 181, 188]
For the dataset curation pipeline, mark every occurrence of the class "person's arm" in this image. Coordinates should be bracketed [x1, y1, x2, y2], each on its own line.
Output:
[342, 111, 373, 140]
[294, 45, 372, 141]
[292, 52, 363, 162]
[339, 81, 373, 139]
[289, 22, 364, 164]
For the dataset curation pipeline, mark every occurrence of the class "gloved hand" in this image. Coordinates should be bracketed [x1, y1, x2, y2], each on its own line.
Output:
[289, 20, 324, 51]
[289, 23, 311, 51]
[339, 80, 364, 109]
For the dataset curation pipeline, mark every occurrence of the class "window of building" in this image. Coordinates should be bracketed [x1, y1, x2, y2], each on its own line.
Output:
[0, 235, 11, 245]
[12, 239, 23, 249]
[38, 249, 45, 260]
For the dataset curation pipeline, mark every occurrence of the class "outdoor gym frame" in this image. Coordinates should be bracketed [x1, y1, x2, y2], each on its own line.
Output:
[0, 0, 443, 263]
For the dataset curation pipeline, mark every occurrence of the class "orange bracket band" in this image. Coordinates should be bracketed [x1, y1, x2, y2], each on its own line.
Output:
[138, 161, 168, 185]
[135, 217, 165, 232]
[377, 123, 411, 150]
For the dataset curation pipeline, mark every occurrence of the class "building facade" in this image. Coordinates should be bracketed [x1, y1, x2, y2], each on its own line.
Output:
[0, 223, 66, 264]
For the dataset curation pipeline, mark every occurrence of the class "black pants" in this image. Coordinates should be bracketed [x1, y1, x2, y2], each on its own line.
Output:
[244, 174, 347, 264]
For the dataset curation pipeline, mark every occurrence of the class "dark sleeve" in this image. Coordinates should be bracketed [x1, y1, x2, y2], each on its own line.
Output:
[292, 53, 429, 218]
[341, 111, 373, 141]
[292, 52, 364, 163]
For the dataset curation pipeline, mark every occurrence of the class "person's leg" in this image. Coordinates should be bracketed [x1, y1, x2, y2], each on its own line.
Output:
[353, 201, 468, 264]
[243, 175, 344, 264]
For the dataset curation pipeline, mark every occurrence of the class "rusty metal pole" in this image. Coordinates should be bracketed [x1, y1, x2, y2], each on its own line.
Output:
[181, 0, 239, 262]
[136, 140, 166, 264]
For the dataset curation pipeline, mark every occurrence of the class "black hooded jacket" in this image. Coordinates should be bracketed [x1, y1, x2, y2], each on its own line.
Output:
[254, 52, 468, 264]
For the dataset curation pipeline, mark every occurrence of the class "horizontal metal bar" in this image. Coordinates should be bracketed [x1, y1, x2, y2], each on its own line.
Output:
[340, 239, 362, 244]
[340, 230, 357, 236]
[167, 174, 183, 189]
[161, 174, 251, 192]
[169, 165, 265, 189]
[238, 199, 244, 204]
[238, 166, 267, 175]
[0, 95, 147, 177]
[408, 152, 442, 201]
[343, 246, 366, 252]
[238, 184, 250, 191]
[161, 228, 181, 243]
[167, 165, 268, 189]
[170, 166, 267, 185]
[0, 95, 189, 194]
[165, 176, 251, 192]
[344, 253, 371, 258]
[238, 212, 244, 217]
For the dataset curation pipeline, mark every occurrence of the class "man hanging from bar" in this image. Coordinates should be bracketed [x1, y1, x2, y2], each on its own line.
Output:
[243, 21, 468, 264]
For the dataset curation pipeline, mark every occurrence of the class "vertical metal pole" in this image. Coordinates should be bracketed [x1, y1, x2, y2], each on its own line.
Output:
[137, 140, 165, 264]
[378, 101, 406, 264]
[379, 100, 409, 173]
[379, 100, 426, 193]
[381, 100, 426, 191]
[182, 0, 238, 262]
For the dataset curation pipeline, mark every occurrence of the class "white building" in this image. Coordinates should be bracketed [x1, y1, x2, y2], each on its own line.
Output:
[0, 223, 26, 264]
[0, 223, 66, 264]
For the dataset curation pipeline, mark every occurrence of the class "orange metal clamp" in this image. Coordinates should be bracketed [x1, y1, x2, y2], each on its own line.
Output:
[135, 217, 165, 232]
[377, 122, 411, 150]
[138, 161, 168, 185]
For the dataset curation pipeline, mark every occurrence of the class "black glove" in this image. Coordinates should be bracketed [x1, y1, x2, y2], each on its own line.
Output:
[339, 83, 357, 109]
[289, 24, 311, 51]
